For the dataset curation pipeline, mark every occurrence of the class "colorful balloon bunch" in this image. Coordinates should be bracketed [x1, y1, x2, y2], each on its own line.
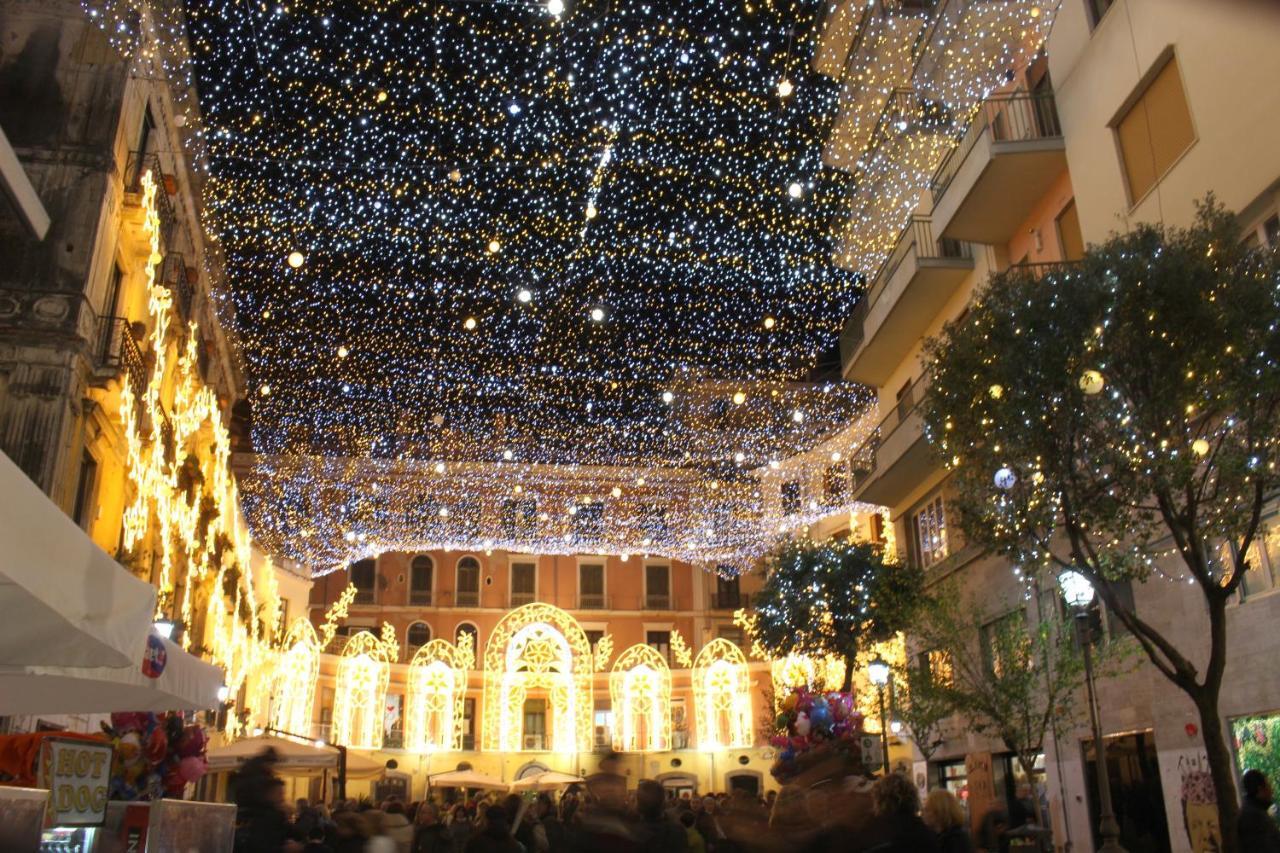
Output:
[102, 712, 208, 800]
[769, 688, 866, 782]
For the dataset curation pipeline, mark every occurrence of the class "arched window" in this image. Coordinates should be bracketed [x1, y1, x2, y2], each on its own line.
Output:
[455, 622, 479, 654]
[350, 558, 376, 604]
[456, 556, 481, 606]
[410, 556, 434, 605]
[407, 621, 431, 649]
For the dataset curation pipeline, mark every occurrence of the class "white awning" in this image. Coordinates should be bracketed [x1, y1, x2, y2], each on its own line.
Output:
[206, 736, 384, 779]
[427, 769, 509, 790]
[0, 450, 156, 668]
[509, 770, 585, 792]
[0, 630, 225, 715]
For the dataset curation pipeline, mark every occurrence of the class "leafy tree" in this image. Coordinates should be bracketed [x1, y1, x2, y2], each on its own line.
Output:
[743, 537, 922, 691]
[921, 200, 1280, 851]
[892, 655, 956, 765]
[914, 584, 1088, 826]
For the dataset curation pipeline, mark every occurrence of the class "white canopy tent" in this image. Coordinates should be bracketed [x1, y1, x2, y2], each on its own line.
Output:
[206, 736, 384, 780]
[426, 769, 509, 791]
[509, 770, 585, 792]
[0, 629, 226, 715]
[0, 450, 156, 668]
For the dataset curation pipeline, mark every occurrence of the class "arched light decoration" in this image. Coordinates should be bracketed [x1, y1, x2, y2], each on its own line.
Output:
[405, 637, 472, 752]
[483, 603, 593, 754]
[770, 653, 847, 709]
[609, 644, 672, 752]
[332, 630, 392, 749]
[270, 618, 321, 736]
[693, 638, 753, 750]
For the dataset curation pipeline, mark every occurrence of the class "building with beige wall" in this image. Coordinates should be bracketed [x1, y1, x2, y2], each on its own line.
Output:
[809, 1, 1280, 851]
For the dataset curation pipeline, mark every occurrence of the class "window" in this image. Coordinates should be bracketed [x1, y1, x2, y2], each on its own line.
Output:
[823, 463, 848, 502]
[579, 563, 606, 609]
[645, 563, 671, 609]
[1056, 200, 1084, 261]
[910, 496, 948, 569]
[72, 450, 98, 530]
[501, 498, 536, 537]
[462, 697, 476, 750]
[717, 625, 746, 649]
[585, 629, 605, 650]
[409, 556, 433, 605]
[980, 611, 1026, 678]
[1086, 0, 1115, 29]
[350, 559, 377, 604]
[523, 699, 547, 750]
[715, 574, 742, 610]
[918, 649, 953, 687]
[1101, 579, 1136, 638]
[593, 700, 614, 751]
[646, 630, 672, 663]
[456, 557, 480, 606]
[129, 105, 156, 188]
[407, 622, 431, 649]
[780, 481, 802, 515]
[1115, 55, 1195, 204]
[573, 501, 604, 539]
[455, 622, 479, 657]
[869, 513, 887, 545]
[511, 561, 536, 606]
[1225, 524, 1280, 600]
[895, 379, 914, 422]
[99, 265, 125, 361]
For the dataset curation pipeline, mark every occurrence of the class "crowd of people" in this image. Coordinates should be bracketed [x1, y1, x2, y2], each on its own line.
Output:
[232, 747, 1280, 853]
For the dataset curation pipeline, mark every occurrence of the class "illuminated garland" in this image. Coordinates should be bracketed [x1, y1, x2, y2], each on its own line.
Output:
[332, 629, 394, 749]
[769, 653, 847, 709]
[270, 618, 321, 736]
[692, 638, 754, 750]
[609, 644, 673, 753]
[404, 638, 470, 753]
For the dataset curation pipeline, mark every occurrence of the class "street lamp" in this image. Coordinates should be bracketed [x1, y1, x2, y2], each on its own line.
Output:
[868, 656, 891, 775]
[1059, 570, 1127, 853]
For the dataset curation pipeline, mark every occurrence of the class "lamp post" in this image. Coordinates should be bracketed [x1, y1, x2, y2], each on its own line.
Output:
[1059, 570, 1126, 853]
[868, 656, 890, 775]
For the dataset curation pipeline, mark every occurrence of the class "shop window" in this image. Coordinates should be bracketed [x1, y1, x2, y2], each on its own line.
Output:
[579, 563, 605, 609]
[350, 559, 376, 604]
[511, 561, 536, 606]
[910, 495, 948, 569]
[1115, 55, 1195, 204]
[1081, 732, 1171, 851]
[407, 621, 430, 649]
[456, 556, 480, 606]
[409, 555, 433, 605]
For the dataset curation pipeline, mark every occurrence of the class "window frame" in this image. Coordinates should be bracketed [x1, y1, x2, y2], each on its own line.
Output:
[406, 620, 431, 650]
[910, 493, 949, 569]
[644, 561, 672, 609]
[350, 558, 378, 604]
[509, 557, 538, 607]
[409, 554, 435, 605]
[455, 555, 482, 606]
[577, 558, 607, 609]
[1110, 51, 1197, 208]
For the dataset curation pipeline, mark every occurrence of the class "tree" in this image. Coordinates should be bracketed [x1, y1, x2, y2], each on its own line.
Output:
[914, 583, 1088, 827]
[742, 537, 922, 691]
[921, 200, 1280, 851]
[892, 654, 956, 765]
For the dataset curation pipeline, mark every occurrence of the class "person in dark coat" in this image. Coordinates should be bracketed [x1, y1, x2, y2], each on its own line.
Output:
[634, 779, 688, 853]
[413, 802, 456, 853]
[1239, 768, 1280, 853]
[860, 774, 940, 853]
[464, 806, 523, 853]
[922, 789, 973, 853]
[235, 776, 302, 853]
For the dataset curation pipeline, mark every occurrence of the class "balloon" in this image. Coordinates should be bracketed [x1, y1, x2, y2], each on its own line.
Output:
[782, 693, 798, 711]
[179, 755, 207, 784]
[111, 712, 147, 734]
[145, 726, 169, 766]
[810, 703, 832, 729]
[794, 712, 811, 737]
[178, 726, 208, 757]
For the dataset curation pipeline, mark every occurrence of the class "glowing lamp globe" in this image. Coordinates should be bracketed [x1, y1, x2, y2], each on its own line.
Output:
[1192, 438, 1210, 457]
[989, 384, 1004, 400]
[1079, 370, 1105, 396]
[546, 0, 564, 14]
[867, 657, 890, 687]
[487, 239, 501, 254]
[286, 251, 305, 269]
[661, 390, 674, 404]
[994, 467, 1017, 490]
[1059, 570, 1095, 609]
[787, 182, 803, 199]
[590, 307, 605, 322]
[777, 78, 793, 98]
[763, 316, 776, 329]
[516, 288, 532, 303]
[732, 391, 746, 405]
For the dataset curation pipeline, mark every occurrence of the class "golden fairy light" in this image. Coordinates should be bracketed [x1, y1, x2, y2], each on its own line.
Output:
[609, 644, 673, 752]
[693, 638, 753, 750]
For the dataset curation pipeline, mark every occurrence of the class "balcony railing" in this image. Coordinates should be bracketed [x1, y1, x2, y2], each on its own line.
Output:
[931, 91, 1063, 202]
[1006, 260, 1083, 280]
[848, 370, 934, 490]
[159, 253, 195, 321]
[409, 589, 432, 606]
[510, 592, 535, 607]
[455, 590, 480, 607]
[645, 594, 672, 610]
[95, 315, 147, 402]
[578, 594, 607, 610]
[124, 151, 177, 246]
[712, 592, 748, 610]
[352, 588, 375, 605]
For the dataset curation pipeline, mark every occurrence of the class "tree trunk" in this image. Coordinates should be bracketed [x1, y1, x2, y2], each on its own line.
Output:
[1016, 751, 1047, 829]
[1194, 688, 1241, 853]
[841, 655, 855, 693]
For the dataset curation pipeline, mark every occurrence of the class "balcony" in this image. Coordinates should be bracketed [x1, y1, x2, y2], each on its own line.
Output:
[158, 253, 196, 322]
[455, 590, 480, 607]
[409, 589, 432, 606]
[123, 151, 177, 248]
[712, 592, 748, 610]
[94, 315, 147, 403]
[850, 372, 942, 509]
[578, 594, 608, 610]
[841, 216, 973, 386]
[510, 592, 535, 607]
[645, 594, 672, 610]
[930, 91, 1066, 244]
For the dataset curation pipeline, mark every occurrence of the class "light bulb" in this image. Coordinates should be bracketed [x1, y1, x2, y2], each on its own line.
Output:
[585, 202, 597, 219]
[517, 288, 532, 303]
[287, 251, 304, 268]
[661, 390, 674, 404]
[787, 182, 803, 199]
[487, 239, 501, 254]
[763, 316, 776, 329]
[590, 307, 605, 322]
[547, 0, 565, 15]
[777, 78, 793, 98]
[463, 316, 477, 330]
[792, 409, 804, 423]
[337, 345, 349, 358]
[732, 391, 746, 405]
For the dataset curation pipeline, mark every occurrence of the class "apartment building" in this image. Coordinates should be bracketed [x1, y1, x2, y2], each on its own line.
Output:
[814, 1, 1280, 851]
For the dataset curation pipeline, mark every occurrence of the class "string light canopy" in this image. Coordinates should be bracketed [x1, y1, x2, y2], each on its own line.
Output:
[81, 0, 1058, 573]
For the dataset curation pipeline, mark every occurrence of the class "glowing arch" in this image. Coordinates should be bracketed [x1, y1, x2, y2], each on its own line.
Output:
[693, 639, 753, 750]
[405, 639, 468, 753]
[270, 618, 320, 735]
[609, 644, 672, 752]
[770, 653, 847, 709]
[332, 631, 391, 749]
[482, 603, 592, 753]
